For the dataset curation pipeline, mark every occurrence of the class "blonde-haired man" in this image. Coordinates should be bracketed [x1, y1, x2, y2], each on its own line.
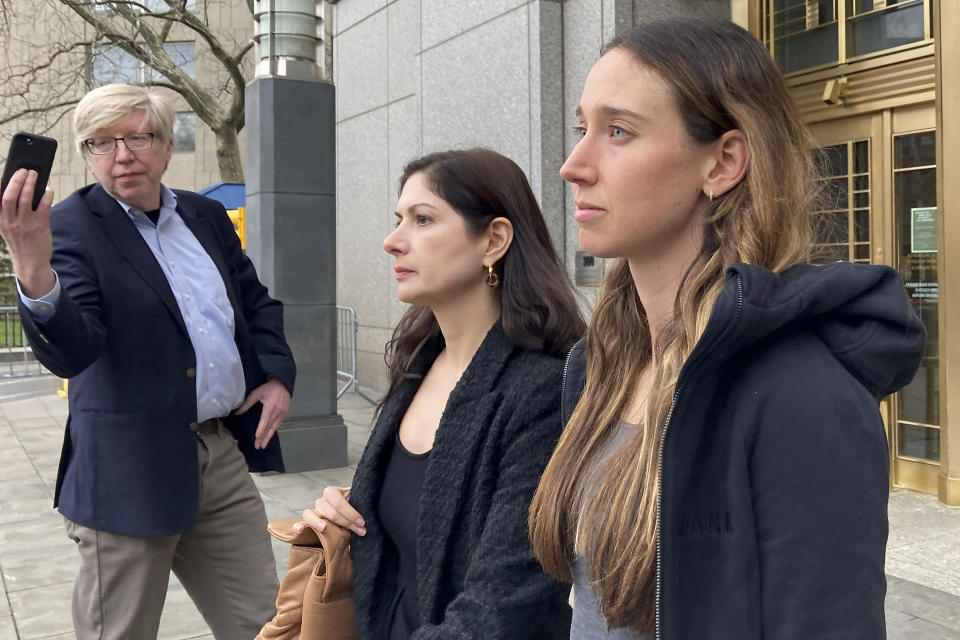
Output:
[0, 83, 294, 638]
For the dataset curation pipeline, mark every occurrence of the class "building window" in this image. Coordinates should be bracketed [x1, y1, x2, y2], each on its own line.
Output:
[155, 42, 196, 80]
[93, 0, 196, 13]
[768, 0, 839, 74]
[91, 42, 196, 85]
[846, 0, 925, 58]
[91, 45, 139, 84]
[763, 0, 932, 75]
[173, 112, 196, 152]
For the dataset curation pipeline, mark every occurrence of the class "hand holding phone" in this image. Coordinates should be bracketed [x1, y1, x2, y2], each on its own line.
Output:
[1, 132, 58, 211]
[0, 133, 58, 299]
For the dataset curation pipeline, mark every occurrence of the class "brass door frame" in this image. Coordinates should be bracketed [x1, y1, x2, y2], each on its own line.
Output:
[809, 114, 887, 264]
[808, 105, 939, 494]
[890, 105, 939, 493]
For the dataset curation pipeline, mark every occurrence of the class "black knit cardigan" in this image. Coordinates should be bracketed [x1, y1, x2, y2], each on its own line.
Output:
[349, 324, 573, 639]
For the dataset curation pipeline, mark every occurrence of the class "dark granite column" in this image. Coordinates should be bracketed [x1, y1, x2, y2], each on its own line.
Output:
[245, 76, 348, 471]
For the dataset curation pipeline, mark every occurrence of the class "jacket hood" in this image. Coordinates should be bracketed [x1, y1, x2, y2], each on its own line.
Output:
[698, 261, 926, 400]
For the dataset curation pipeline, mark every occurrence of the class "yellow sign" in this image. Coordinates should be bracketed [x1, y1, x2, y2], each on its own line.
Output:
[227, 207, 246, 249]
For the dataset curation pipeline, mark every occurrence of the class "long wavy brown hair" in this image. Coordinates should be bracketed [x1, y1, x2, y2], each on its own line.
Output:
[529, 18, 819, 635]
[382, 148, 585, 402]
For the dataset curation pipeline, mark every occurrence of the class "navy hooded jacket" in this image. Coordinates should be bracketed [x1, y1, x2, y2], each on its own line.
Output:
[562, 261, 925, 640]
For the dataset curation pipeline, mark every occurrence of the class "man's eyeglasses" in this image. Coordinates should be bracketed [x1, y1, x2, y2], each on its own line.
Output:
[83, 133, 155, 155]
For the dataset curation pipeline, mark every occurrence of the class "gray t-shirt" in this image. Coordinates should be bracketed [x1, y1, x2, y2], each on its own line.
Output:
[571, 555, 652, 639]
[570, 421, 653, 640]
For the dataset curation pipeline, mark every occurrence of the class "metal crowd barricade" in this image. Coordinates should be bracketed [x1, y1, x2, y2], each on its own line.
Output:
[336, 305, 376, 403]
[0, 302, 373, 392]
[335, 305, 357, 398]
[0, 306, 47, 377]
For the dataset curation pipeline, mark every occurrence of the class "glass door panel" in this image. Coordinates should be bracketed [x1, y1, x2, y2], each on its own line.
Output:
[813, 139, 872, 263]
[893, 130, 939, 464]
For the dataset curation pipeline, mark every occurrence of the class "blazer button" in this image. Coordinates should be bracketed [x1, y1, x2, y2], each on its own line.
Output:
[186, 368, 196, 378]
[189, 422, 199, 432]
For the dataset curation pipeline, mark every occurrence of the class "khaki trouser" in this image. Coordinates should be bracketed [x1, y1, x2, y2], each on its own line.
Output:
[65, 419, 280, 640]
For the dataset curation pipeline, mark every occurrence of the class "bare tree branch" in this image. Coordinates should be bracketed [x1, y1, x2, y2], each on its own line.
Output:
[0, 0, 256, 181]
[0, 42, 91, 99]
[0, 100, 79, 128]
[0, 0, 324, 184]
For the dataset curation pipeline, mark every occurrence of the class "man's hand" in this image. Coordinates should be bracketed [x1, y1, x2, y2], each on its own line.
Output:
[236, 378, 291, 449]
[0, 169, 56, 298]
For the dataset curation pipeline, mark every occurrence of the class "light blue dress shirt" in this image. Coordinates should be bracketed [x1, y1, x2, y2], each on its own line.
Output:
[19, 186, 246, 422]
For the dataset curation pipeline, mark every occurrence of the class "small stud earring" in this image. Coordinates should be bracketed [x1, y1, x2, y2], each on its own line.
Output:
[486, 264, 499, 288]
[708, 190, 714, 203]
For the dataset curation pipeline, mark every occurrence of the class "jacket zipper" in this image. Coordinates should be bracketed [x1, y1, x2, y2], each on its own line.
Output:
[655, 274, 744, 640]
[560, 340, 578, 427]
[654, 386, 681, 640]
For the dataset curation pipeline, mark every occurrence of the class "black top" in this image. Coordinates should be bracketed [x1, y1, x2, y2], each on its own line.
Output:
[143, 208, 161, 225]
[349, 324, 574, 640]
[379, 433, 431, 640]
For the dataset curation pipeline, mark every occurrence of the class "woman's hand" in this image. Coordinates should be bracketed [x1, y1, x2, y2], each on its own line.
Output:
[295, 485, 367, 536]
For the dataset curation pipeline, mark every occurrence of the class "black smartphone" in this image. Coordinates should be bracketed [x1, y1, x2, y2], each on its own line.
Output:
[1, 132, 58, 211]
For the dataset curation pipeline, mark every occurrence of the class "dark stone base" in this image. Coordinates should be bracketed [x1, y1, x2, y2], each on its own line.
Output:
[279, 413, 348, 471]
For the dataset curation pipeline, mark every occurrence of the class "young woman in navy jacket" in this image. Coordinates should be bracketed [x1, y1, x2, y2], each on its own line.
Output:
[529, 18, 925, 640]
[298, 148, 585, 639]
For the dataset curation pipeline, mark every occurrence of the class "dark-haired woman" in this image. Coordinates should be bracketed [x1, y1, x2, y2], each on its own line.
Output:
[297, 148, 585, 639]
[528, 17, 925, 640]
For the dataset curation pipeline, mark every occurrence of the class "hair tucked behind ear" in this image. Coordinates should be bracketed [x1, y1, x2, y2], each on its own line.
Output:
[381, 148, 585, 404]
[529, 18, 817, 635]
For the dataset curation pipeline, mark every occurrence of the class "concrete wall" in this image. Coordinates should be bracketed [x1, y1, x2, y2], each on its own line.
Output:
[333, 0, 567, 390]
[332, 0, 730, 391]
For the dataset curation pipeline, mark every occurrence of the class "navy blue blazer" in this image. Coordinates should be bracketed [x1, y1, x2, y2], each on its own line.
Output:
[19, 184, 296, 537]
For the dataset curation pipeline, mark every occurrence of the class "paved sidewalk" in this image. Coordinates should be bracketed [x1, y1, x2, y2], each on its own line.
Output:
[1, 376, 958, 639]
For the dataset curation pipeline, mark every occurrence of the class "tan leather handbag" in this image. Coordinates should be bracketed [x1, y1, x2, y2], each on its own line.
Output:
[256, 518, 361, 640]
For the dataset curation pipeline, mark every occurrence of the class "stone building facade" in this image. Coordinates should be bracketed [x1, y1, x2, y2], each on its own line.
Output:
[330, 0, 730, 390]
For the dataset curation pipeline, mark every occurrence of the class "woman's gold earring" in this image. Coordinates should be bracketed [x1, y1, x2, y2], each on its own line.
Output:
[486, 265, 499, 288]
